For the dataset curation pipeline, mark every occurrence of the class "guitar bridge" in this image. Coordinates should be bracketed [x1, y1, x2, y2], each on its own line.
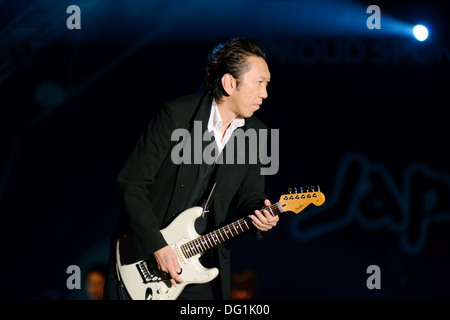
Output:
[136, 260, 160, 284]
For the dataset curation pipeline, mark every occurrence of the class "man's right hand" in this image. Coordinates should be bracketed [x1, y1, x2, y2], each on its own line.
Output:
[153, 245, 184, 286]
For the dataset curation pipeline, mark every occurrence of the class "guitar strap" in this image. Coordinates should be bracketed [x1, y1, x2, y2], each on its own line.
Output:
[202, 181, 217, 217]
[200, 143, 227, 219]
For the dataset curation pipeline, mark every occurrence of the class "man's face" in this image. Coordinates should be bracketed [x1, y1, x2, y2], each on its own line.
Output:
[229, 56, 271, 118]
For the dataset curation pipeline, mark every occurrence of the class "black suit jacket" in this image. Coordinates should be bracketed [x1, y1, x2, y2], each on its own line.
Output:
[114, 92, 268, 299]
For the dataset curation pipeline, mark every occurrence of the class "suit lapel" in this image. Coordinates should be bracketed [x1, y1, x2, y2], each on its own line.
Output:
[167, 94, 212, 214]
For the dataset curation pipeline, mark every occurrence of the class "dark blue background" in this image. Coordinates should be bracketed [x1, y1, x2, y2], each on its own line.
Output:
[0, 0, 449, 300]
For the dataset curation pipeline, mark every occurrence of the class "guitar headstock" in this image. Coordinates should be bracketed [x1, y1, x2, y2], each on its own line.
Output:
[279, 186, 325, 214]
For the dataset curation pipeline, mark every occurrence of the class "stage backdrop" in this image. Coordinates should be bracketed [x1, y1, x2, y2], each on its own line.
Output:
[0, 0, 448, 300]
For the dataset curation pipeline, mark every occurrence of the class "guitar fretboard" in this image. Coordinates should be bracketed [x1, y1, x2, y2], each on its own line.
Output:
[180, 202, 283, 259]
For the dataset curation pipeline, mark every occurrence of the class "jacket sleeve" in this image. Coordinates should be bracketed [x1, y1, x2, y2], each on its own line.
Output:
[117, 102, 176, 258]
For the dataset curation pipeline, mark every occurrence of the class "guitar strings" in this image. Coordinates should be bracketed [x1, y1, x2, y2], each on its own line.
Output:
[181, 202, 282, 258]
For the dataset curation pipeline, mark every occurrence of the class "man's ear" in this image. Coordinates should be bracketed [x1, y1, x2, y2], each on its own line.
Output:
[221, 73, 236, 96]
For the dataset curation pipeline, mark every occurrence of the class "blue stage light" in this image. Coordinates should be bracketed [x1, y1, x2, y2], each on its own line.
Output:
[412, 24, 428, 41]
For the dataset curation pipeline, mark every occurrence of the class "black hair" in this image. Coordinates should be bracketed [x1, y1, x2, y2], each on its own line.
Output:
[204, 37, 266, 103]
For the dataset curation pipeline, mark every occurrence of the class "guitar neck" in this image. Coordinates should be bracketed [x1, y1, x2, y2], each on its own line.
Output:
[180, 202, 284, 259]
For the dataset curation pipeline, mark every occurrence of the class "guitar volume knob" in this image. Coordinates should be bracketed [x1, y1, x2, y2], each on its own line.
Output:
[157, 286, 169, 294]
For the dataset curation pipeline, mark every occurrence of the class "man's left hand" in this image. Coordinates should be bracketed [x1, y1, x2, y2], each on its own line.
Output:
[249, 199, 279, 232]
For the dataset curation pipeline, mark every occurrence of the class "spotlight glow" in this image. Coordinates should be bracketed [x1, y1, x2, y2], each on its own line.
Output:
[413, 24, 428, 41]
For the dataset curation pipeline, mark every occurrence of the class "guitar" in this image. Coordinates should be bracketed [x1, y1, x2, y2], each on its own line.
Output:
[115, 186, 325, 300]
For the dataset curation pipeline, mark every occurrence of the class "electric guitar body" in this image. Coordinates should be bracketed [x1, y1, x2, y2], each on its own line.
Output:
[116, 206, 218, 300]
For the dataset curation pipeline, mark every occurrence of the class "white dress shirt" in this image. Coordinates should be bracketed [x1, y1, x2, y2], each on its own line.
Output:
[207, 100, 245, 156]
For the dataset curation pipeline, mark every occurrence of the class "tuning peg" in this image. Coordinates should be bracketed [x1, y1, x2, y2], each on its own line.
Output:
[294, 187, 298, 194]
[317, 185, 321, 192]
[288, 187, 292, 194]
[306, 186, 310, 192]
[311, 186, 315, 192]
[300, 187, 303, 193]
